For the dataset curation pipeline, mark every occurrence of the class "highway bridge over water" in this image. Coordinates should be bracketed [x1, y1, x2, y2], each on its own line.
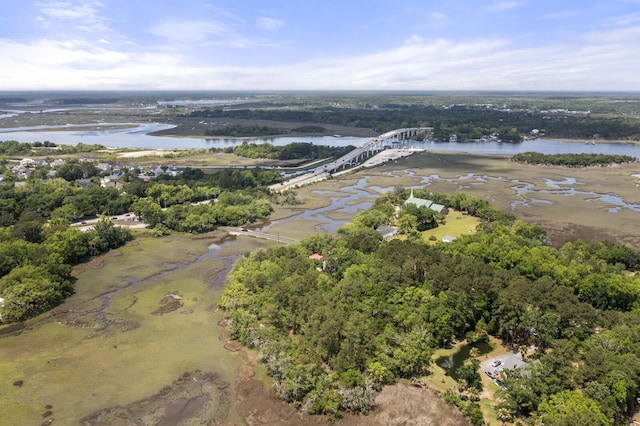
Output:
[270, 127, 431, 191]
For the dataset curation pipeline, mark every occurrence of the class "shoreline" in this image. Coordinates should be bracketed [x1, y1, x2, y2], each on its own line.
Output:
[545, 137, 640, 146]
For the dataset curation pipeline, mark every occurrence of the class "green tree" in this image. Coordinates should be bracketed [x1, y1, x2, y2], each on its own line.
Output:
[12, 211, 46, 243]
[131, 198, 165, 227]
[537, 390, 612, 426]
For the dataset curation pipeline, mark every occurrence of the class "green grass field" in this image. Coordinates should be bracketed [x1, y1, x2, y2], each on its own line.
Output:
[422, 210, 481, 243]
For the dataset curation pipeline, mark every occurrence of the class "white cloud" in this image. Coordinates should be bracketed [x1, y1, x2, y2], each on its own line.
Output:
[36, 0, 103, 21]
[429, 11, 447, 21]
[605, 11, 640, 26]
[35, 0, 110, 34]
[147, 19, 230, 43]
[1, 19, 639, 91]
[486, 1, 525, 12]
[0, 38, 185, 89]
[257, 17, 284, 31]
[542, 10, 580, 20]
[404, 34, 425, 44]
[147, 18, 282, 48]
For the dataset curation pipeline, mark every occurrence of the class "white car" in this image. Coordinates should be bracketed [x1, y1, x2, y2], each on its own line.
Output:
[491, 360, 502, 367]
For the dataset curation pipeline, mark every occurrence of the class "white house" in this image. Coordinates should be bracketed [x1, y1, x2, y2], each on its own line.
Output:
[376, 225, 399, 239]
[19, 158, 36, 167]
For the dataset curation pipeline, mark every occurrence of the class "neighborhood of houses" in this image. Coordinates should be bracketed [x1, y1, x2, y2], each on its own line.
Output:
[0, 157, 179, 188]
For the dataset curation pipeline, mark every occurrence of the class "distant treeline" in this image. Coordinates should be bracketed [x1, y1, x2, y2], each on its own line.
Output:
[52, 98, 121, 105]
[0, 140, 105, 156]
[204, 124, 326, 137]
[512, 152, 637, 167]
[190, 106, 640, 141]
[220, 142, 355, 161]
[204, 124, 286, 137]
[291, 125, 326, 133]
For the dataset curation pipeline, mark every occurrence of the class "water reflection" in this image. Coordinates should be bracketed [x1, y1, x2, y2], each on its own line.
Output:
[435, 341, 493, 380]
[507, 176, 640, 212]
[258, 176, 390, 234]
[1, 120, 639, 157]
[542, 177, 581, 189]
[270, 170, 639, 236]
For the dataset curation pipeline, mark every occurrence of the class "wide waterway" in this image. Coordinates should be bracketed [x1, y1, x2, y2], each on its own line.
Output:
[1, 122, 640, 157]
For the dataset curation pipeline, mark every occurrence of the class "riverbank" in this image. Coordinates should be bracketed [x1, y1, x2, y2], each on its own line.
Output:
[147, 116, 379, 139]
[545, 137, 640, 146]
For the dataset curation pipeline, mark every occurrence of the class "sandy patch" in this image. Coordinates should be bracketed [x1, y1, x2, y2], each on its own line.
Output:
[87, 259, 104, 269]
[116, 149, 179, 158]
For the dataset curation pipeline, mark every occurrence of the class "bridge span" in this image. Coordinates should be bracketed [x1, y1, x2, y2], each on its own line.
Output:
[270, 127, 431, 191]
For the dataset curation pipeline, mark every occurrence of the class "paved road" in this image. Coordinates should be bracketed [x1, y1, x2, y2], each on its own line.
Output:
[270, 127, 431, 191]
[71, 212, 144, 231]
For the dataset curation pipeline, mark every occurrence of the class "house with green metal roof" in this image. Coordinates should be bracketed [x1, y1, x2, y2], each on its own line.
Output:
[403, 190, 448, 214]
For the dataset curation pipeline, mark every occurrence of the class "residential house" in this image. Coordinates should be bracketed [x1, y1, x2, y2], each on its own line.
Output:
[376, 225, 398, 239]
[403, 190, 448, 215]
[76, 178, 92, 188]
[11, 164, 33, 178]
[19, 158, 36, 167]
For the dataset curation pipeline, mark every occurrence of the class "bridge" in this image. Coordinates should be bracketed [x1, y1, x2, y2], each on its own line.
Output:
[270, 127, 432, 191]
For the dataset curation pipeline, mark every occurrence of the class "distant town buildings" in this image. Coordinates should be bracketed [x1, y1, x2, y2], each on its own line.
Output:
[5, 157, 179, 184]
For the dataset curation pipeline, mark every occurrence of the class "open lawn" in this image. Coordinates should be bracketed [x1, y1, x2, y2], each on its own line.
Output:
[423, 210, 481, 243]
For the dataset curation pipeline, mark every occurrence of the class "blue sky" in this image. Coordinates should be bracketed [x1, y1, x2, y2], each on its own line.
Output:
[0, 0, 639, 90]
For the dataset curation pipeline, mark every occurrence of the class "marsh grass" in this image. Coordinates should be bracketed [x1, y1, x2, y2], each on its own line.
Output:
[268, 218, 327, 240]
[0, 233, 244, 425]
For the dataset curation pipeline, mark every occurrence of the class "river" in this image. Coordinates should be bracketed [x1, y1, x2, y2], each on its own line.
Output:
[1, 121, 639, 157]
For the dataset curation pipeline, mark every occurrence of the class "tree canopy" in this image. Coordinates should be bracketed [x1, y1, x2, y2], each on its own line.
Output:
[220, 190, 640, 424]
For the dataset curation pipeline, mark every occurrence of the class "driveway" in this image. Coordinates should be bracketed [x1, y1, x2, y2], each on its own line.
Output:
[481, 351, 531, 378]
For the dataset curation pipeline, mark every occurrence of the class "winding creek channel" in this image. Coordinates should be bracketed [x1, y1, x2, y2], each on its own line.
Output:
[257, 165, 640, 238]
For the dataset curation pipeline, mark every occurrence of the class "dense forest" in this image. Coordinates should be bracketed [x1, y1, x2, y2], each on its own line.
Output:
[512, 152, 637, 167]
[220, 189, 640, 424]
[0, 218, 132, 322]
[190, 105, 640, 141]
